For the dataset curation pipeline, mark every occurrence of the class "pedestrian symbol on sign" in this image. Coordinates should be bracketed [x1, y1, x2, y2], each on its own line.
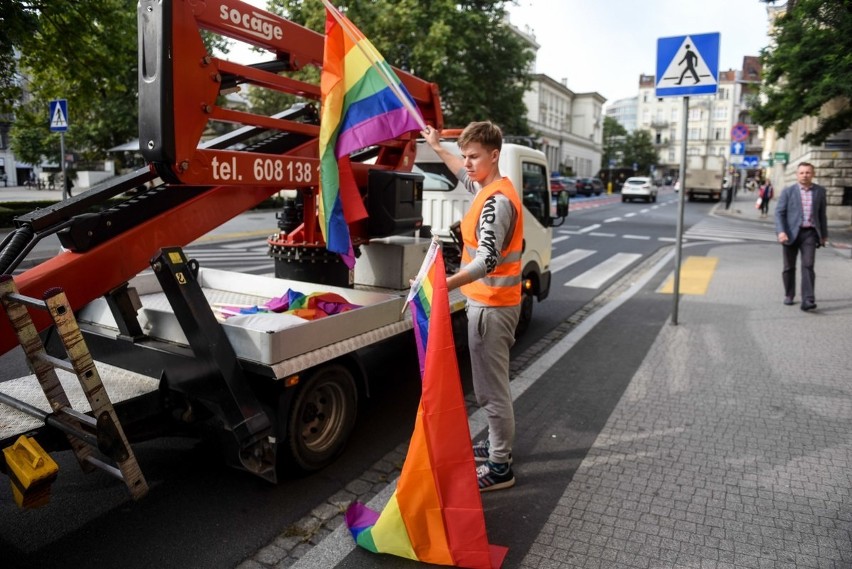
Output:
[49, 99, 69, 132]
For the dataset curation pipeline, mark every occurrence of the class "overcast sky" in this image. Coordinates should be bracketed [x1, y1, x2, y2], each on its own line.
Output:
[508, 0, 774, 104]
[237, 0, 774, 106]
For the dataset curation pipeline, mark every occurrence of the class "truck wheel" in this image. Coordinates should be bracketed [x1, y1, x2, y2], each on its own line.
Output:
[514, 290, 534, 338]
[286, 364, 357, 473]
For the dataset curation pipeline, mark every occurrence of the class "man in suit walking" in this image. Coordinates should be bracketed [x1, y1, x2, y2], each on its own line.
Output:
[774, 162, 828, 311]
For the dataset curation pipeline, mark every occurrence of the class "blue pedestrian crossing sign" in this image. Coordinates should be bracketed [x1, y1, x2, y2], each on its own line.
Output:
[730, 141, 745, 156]
[49, 99, 69, 132]
[655, 33, 720, 98]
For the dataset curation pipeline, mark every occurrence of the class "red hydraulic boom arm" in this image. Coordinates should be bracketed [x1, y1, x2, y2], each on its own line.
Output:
[0, 0, 442, 356]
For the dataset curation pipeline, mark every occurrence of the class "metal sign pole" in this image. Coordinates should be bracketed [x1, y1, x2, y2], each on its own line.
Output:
[60, 132, 67, 200]
[672, 96, 689, 325]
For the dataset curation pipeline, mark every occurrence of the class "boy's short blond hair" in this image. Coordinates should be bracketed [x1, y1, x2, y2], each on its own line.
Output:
[457, 121, 503, 153]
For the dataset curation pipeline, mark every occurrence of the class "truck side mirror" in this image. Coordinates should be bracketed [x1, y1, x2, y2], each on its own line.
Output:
[551, 190, 569, 227]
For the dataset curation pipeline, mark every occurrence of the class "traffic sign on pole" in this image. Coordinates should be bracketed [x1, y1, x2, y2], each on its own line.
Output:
[731, 122, 749, 142]
[49, 99, 69, 132]
[730, 141, 745, 156]
[655, 33, 720, 98]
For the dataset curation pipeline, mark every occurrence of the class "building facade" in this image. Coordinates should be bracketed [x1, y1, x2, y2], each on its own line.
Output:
[606, 96, 638, 133]
[523, 75, 605, 177]
[634, 59, 762, 185]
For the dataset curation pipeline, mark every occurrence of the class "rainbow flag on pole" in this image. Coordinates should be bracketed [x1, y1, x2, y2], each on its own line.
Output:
[345, 241, 508, 568]
[319, 0, 425, 266]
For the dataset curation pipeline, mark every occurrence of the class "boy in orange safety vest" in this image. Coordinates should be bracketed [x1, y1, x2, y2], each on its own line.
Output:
[422, 121, 523, 492]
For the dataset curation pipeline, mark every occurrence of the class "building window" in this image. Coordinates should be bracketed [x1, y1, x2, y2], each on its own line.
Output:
[671, 108, 679, 121]
[688, 108, 702, 121]
[714, 107, 727, 120]
[642, 110, 650, 125]
[688, 128, 702, 140]
[714, 128, 725, 140]
[643, 92, 649, 102]
[668, 151, 676, 162]
[687, 147, 700, 155]
[718, 88, 729, 100]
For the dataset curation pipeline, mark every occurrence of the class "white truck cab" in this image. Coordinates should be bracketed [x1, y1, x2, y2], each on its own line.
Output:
[414, 138, 565, 335]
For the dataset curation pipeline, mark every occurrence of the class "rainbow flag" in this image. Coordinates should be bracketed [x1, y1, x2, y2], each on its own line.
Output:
[319, 1, 424, 266]
[345, 242, 508, 568]
[407, 238, 441, 372]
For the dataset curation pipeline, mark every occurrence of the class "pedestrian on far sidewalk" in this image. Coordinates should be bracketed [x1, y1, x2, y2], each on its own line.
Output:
[774, 162, 828, 311]
[64, 175, 74, 198]
[759, 179, 774, 217]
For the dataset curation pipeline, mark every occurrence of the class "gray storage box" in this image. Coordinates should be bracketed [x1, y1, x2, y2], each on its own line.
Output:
[354, 236, 432, 289]
[77, 269, 405, 365]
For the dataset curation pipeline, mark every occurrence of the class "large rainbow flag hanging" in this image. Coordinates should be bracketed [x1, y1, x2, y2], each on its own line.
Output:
[345, 240, 508, 568]
[319, 0, 425, 266]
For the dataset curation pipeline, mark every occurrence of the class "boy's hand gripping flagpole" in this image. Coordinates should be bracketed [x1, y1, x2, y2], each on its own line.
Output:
[321, 0, 427, 132]
[402, 236, 442, 316]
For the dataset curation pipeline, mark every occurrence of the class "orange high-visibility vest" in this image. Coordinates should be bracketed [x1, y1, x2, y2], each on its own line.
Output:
[460, 177, 524, 306]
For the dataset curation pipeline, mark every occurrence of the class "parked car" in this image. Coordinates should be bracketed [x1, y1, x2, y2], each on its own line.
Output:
[576, 177, 604, 196]
[621, 176, 658, 203]
[558, 176, 578, 197]
[550, 177, 567, 195]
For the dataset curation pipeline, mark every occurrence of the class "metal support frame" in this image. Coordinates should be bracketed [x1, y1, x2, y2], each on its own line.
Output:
[149, 247, 276, 482]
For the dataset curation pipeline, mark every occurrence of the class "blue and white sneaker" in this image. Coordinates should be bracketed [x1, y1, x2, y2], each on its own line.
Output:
[476, 460, 515, 492]
[472, 440, 512, 464]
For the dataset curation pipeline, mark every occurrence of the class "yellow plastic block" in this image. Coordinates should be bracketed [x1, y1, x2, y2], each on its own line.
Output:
[3, 436, 59, 490]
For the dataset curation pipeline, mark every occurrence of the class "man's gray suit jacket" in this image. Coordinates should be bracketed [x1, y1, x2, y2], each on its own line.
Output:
[774, 183, 828, 243]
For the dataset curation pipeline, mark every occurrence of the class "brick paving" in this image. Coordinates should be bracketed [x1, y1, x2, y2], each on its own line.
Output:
[519, 242, 852, 569]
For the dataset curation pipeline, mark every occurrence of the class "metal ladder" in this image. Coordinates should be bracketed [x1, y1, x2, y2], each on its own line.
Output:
[0, 275, 148, 500]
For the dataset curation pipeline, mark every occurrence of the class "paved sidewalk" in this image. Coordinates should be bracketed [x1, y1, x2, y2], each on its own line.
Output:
[518, 240, 852, 568]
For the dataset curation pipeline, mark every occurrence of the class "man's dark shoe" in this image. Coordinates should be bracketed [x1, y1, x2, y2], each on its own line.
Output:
[801, 302, 817, 311]
[783, 297, 794, 306]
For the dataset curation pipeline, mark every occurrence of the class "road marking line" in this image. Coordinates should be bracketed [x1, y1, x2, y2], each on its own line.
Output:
[552, 236, 570, 244]
[589, 232, 616, 238]
[550, 249, 596, 273]
[577, 224, 601, 233]
[603, 217, 621, 223]
[623, 235, 650, 240]
[657, 256, 719, 295]
[565, 253, 642, 289]
[624, 212, 637, 218]
[658, 237, 678, 242]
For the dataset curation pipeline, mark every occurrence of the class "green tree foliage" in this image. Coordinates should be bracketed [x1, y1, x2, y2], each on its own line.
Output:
[602, 116, 627, 168]
[753, 0, 852, 145]
[4, 1, 232, 166]
[7, 0, 139, 166]
[620, 130, 658, 174]
[268, 0, 533, 135]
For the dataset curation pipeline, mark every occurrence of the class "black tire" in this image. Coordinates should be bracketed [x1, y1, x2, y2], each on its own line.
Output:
[622, 196, 627, 202]
[514, 290, 534, 338]
[285, 364, 357, 472]
[652, 194, 657, 203]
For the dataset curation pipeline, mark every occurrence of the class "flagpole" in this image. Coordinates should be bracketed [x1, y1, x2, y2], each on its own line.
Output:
[401, 236, 441, 315]
[321, 0, 427, 131]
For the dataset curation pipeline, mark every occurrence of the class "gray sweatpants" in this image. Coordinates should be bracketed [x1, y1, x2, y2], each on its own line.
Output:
[467, 303, 520, 464]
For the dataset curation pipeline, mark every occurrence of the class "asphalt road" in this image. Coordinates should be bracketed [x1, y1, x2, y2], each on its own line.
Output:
[1, 188, 721, 568]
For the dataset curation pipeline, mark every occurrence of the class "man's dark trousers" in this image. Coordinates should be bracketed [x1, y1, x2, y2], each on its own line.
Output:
[782, 227, 818, 303]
